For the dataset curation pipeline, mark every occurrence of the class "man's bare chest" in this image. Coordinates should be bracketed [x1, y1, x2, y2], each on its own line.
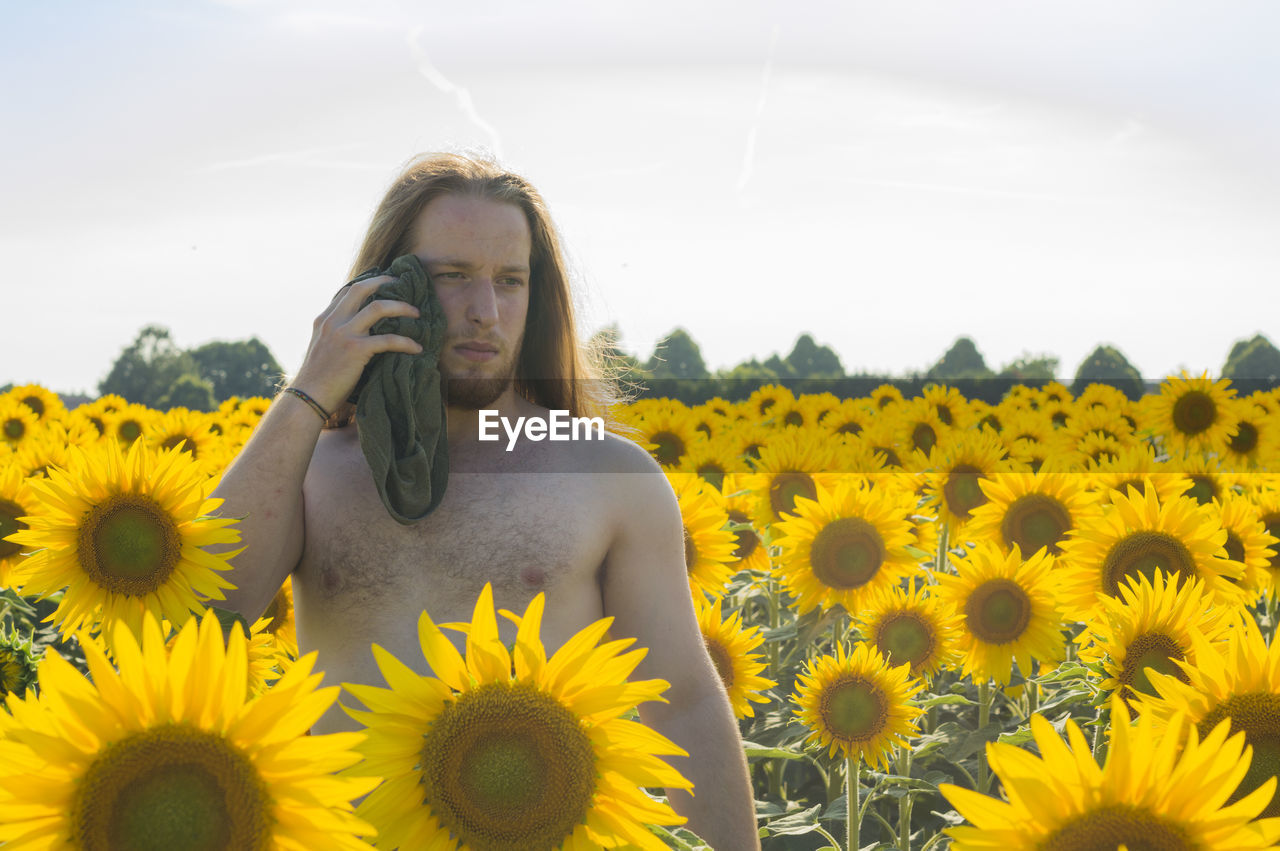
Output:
[296, 442, 614, 618]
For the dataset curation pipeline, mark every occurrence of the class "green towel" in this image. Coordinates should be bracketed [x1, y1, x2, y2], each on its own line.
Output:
[345, 253, 449, 524]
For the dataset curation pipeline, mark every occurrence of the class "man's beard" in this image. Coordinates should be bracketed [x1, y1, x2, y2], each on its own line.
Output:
[445, 373, 515, 410]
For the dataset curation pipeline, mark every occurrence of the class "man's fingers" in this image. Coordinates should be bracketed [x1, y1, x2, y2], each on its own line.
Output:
[364, 333, 425, 356]
[347, 298, 421, 336]
[321, 275, 398, 320]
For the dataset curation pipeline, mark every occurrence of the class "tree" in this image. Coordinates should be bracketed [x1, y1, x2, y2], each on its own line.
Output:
[785, 334, 844, 378]
[645, 328, 709, 380]
[98, 325, 200, 407]
[927, 337, 994, 380]
[1071, 344, 1145, 400]
[997, 353, 1060, 383]
[1223, 334, 1280, 386]
[189, 338, 284, 401]
[158, 373, 218, 412]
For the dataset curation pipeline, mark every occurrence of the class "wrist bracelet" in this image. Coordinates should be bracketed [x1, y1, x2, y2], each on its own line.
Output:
[283, 386, 331, 422]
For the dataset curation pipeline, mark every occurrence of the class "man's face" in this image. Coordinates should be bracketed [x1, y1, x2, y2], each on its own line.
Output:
[407, 194, 532, 409]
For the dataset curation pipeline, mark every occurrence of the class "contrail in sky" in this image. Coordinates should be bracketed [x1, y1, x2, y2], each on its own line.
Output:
[737, 24, 780, 196]
[406, 27, 503, 160]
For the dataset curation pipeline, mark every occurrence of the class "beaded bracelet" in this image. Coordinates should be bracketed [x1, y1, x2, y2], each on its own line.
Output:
[282, 386, 331, 422]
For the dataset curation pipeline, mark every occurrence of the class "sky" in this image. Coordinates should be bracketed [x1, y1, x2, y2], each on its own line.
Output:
[4, 0, 1279, 395]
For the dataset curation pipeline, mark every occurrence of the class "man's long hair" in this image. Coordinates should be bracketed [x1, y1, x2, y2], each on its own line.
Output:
[325, 152, 620, 428]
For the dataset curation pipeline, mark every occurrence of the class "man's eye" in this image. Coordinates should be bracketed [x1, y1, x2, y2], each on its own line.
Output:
[435, 272, 464, 279]
[501, 278, 526, 287]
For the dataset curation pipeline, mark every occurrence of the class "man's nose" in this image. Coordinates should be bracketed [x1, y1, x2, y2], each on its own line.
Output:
[464, 278, 498, 328]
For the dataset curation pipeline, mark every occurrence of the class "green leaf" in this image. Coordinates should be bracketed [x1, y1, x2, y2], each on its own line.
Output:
[761, 804, 823, 836]
[208, 605, 249, 640]
[918, 694, 976, 708]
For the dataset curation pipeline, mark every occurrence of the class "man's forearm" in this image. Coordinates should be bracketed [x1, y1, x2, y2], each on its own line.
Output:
[643, 685, 761, 850]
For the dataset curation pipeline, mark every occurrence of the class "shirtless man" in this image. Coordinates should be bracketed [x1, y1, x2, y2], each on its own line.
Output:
[212, 152, 760, 849]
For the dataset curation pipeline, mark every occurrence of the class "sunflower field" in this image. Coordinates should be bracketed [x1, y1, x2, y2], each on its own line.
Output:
[3, 374, 1280, 849]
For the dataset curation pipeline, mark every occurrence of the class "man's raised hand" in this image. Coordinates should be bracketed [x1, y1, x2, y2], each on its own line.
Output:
[291, 275, 424, 414]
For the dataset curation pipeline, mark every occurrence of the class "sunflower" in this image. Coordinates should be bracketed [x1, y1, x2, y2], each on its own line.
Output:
[1216, 491, 1280, 596]
[1075, 570, 1234, 703]
[1168, 450, 1243, 507]
[7, 440, 242, 649]
[773, 480, 920, 616]
[629, 404, 703, 469]
[820, 398, 874, 439]
[0, 622, 39, 699]
[668, 472, 739, 599]
[920, 383, 971, 429]
[1086, 443, 1193, 507]
[933, 542, 1064, 686]
[4, 382, 66, 423]
[867, 383, 904, 411]
[105, 402, 157, 445]
[0, 612, 377, 850]
[75, 394, 128, 439]
[674, 437, 747, 493]
[1056, 486, 1244, 621]
[744, 383, 796, 422]
[892, 396, 951, 458]
[694, 594, 776, 719]
[146, 407, 227, 474]
[0, 463, 39, 588]
[0, 396, 39, 449]
[1223, 397, 1279, 469]
[965, 471, 1100, 560]
[855, 580, 960, 681]
[342, 583, 691, 851]
[792, 641, 923, 771]
[740, 429, 845, 532]
[859, 419, 906, 469]
[1136, 617, 1280, 818]
[260, 575, 299, 659]
[941, 697, 1280, 850]
[720, 474, 771, 574]
[1148, 372, 1239, 455]
[1249, 489, 1280, 588]
[920, 429, 1018, 530]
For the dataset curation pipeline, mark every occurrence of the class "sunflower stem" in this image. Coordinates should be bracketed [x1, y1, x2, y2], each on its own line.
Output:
[1091, 703, 1108, 763]
[934, 522, 949, 573]
[977, 678, 993, 795]
[846, 755, 860, 851]
[1268, 590, 1279, 646]
[897, 747, 913, 850]
[1026, 660, 1039, 720]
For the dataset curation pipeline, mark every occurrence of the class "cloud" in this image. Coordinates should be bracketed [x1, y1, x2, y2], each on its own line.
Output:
[405, 26, 503, 160]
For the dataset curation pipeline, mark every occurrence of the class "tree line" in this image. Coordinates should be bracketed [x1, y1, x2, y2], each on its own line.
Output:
[8, 326, 1278, 411]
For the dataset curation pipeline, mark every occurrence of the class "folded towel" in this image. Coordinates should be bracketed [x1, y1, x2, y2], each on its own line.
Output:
[345, 253, 449, 524]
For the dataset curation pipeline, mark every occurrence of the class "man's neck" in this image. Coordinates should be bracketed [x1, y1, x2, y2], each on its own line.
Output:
[445, 386, 529, 446]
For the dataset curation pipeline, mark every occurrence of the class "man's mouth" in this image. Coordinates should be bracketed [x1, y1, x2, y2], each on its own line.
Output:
[454, 342, 499, 362]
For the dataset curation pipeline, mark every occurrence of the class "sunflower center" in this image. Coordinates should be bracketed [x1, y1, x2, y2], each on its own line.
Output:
[784, 410, 803, 427]
[1224, 531, 1245, 566]
[964, 579, 1032, 645]
[875, 612, 935, 673]
[0, 498, 28, 559]
[76, 494, 183, 596]
[682, 525, 699, 573]
[696, 464, 725, 492]
[649, 431, 684, 467]
[3, 417, 25, 442]
[727, 509, 760, 561]
[942, 464, 988, 521]
[1117, 632, 1186, 697]
[935, 404, 953, 425]
[1229, 421, 1259, 455]
[117, 420, 143, 443]
[1051, 411, 1069, 428]
[911, 423, 937, 454]
[1199, 692, 1280, 818]
[163, 434, 198, 458]
[769, 471, 817, 519]
[820, 676, 887, 743]
[1171, 390, 1218, 437]
[1001, 493, 1072, 556]
[1184, 475, 1218, 505]
[1040, 804, 1192, 851]
[836, 421, 862, 436]
[1113, 478, 1147, 499]
[72, 724, 270, 851]
[809, 517, 885, 590]
[705, 638, 735, 689]
[1262, 513, 1280, 573]
[421, 681, 597, 851]
[1101, 531, 1198, 598]
[874, 446, 902, 468]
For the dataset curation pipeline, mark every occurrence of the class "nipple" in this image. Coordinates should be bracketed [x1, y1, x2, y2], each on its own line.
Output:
[519, 566, 547, 589]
